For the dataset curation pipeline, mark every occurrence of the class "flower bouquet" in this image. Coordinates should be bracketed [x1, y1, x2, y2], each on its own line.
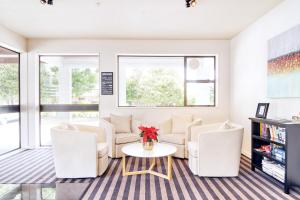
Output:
[138, 126, 159, 150]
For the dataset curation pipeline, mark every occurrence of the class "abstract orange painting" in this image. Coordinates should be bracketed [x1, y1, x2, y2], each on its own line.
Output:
[268, 24, 300, 97]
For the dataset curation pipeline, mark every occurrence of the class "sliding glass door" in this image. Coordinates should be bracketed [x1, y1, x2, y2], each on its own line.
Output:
[0, 46, 20, 155]
[39, 55, 99, 146]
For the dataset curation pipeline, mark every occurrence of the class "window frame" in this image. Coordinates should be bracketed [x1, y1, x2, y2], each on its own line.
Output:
[0, 46, 21, 155]
[38, 55, 100, 146]
[117, 55, 216, 108]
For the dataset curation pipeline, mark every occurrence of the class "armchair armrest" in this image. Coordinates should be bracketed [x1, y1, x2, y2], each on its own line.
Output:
[158, 119, 172, 134]
[186, 118, 203, 142]
[50, 129, 98, 178]
[99, 118, 116, 158]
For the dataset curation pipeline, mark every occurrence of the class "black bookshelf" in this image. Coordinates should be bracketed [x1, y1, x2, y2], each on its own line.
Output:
[250, 117, 300, 194]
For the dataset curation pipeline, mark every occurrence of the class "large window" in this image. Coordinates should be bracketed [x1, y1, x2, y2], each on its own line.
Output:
[0, 46, 20, 155]
[118, 56, 216, 107]
[39, 55, 99, 146]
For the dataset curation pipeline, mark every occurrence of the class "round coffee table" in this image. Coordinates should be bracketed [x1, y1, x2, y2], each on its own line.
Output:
[121, 143, 177, 180]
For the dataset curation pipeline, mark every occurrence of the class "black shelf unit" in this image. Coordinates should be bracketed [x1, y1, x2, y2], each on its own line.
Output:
[250, 117, 300, 194]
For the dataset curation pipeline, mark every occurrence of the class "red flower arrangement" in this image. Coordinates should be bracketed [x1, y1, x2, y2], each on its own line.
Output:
[138, 126, 159, 143]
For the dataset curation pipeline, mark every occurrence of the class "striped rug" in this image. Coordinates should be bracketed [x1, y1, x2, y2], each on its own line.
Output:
[1, 149, 300, 200]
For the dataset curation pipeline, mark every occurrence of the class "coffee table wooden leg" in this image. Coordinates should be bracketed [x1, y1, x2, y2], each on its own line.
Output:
[149, 157, 156, 171]
[167, 155, 172, 180]
[122, 155, 126, 176]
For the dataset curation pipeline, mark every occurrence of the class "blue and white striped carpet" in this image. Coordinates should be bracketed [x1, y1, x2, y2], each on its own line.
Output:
[0, 148, 300, 200]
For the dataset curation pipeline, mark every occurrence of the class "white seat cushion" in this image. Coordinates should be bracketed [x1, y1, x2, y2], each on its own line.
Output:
[97, 143, 108, 157]
[188, 142, 198, 157]
[172, 115, 193, 133]
[159, 134, 185, 145]
[115, 133, 139, 144]
[110, 114, 132, 133]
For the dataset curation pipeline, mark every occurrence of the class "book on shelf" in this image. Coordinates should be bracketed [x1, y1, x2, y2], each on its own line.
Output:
[254, 144, 285, 162]
[259, 123, 286, 144]
[271, 145, 285, 161]
[262, 157, 285, 182]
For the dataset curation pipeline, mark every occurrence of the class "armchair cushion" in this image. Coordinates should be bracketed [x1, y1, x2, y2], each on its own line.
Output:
[110, 114, 131, 133]
[115, 133, 139, 144]
[172, 114, 193, 133]
[160, 134, 185, 145]
[97, 143, 108, 157]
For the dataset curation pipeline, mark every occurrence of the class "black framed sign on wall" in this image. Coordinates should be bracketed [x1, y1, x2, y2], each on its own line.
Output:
[101, 72, 113, 95]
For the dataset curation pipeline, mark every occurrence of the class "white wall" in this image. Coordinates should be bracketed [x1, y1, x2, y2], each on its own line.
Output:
[27, 39, 230, 147]
[0, 24, 26, 52]
[230, 0, 300, 157]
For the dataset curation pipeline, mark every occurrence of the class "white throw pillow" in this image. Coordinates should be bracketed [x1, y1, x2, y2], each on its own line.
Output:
[172, 114, 193, 133]
[219, 120, 233, 130]
[110, 114, 132, 133]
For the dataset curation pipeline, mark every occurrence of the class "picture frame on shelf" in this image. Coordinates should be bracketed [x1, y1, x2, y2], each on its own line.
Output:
[256, 103, 269, 119]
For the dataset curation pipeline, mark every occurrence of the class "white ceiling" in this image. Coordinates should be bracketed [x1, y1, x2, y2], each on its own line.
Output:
[0, 0, 282, 39]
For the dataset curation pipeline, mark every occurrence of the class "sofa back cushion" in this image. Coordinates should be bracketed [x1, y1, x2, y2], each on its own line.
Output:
[172, 114, 193, 133]
[110, 114, 132, 133]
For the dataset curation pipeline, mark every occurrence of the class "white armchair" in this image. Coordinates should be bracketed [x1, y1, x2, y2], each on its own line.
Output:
[99, 114, 142, 158]
[158, 115, 202, 158]
[51, 124, 108, 178]
[188, 122, 244, 177]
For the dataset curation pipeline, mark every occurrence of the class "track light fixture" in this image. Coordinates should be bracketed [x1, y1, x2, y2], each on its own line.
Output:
[186, 0, 197, 8]
[40, 0, 53, 5]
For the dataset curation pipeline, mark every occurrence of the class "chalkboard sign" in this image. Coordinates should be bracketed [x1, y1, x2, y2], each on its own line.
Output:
[101, 72, 113, 95]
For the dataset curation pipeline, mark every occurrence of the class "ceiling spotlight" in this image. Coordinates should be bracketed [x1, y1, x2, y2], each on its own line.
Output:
[40, 0, 53, 5]
[186, 0, 197, 8]
[191, 0, 197, 7]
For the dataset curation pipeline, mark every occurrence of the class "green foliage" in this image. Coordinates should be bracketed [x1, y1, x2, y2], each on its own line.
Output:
[72, 68, 97, 99]
[40, 66, 97, 104]
[126, 68, 184, 106]
[40, 65, 59, 104]
[0, 64, 19, 104]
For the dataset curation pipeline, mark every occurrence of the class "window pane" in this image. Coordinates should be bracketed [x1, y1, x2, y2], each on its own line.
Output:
[186, 57, 215, 80]
[119, 57, 184, 107]
[186, 83, 215, 106]
[0, 48, 19, 105]
[0, 113, 19, 154]
[40, 56, 99, 104]
[40, 112, 99, 146]
[0, 47, 20, 155]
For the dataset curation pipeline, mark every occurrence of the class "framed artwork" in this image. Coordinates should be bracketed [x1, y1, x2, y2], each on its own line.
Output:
[256, 103, 269, 119]
[101, 72, 113, 95]
[267, 24, 300, 98]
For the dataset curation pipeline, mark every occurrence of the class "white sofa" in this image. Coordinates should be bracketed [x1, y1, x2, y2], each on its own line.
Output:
[158, 115, 202, 158]
[51, 124, 108, 178]
[99, 114, 142, 158]
[188, 122, 244, 177]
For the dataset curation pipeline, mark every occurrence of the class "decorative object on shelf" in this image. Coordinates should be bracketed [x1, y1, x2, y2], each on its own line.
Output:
[267, 24, 300, 98]
[138, 126, 159, 150]
[40, 0, 53, 5]
[185, 0, 197, 8]
[255, 103, 269, 119]
[292, 113, 300, 121]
